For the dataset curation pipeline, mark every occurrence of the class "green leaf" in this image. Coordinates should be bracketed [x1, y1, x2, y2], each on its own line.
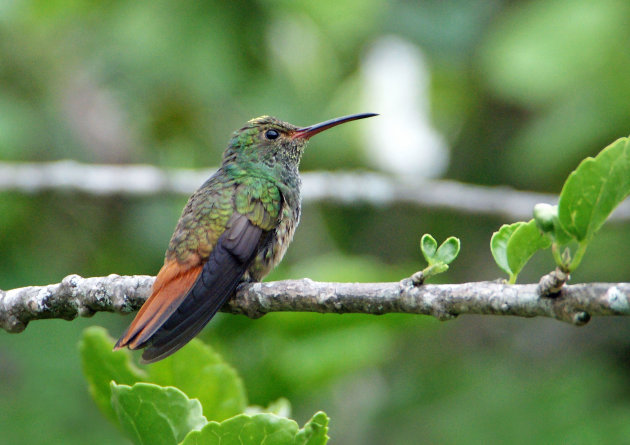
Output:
[111, 382, 207, 445]
[180, 412, 329, 445]
[147, 339, 247, 422]
[79, 328, 247, 423]
[491, 222, 524, 277]
[435, 237, 461, 265]
[491, 221, 551, 282]
[558, 137, 630, 241]
[550, 215, 574, 248]
[294, 412, 330, 445]
[420, 234, 438, 263]
[79, 327, 146, 422]
[182, 413, 297, 445]
[506, 220, 552, 280]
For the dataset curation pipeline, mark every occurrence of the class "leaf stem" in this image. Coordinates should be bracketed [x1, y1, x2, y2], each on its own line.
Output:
[551, 243, 564, 268]
[422, 263, 448, 279]
[568, 241, 588, 272]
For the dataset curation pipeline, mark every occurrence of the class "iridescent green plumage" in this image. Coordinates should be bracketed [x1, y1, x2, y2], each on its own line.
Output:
[115, 113, 377, 363]
[166, 116, 303, 280]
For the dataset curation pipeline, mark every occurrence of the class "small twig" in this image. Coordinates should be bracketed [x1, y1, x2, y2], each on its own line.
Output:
[402, 271, 425, 286]
[537, 268, 570, 297]
[2, 274, 630, 333]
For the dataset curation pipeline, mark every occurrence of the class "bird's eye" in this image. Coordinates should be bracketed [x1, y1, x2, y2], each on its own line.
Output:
[265, 129, 279, 140]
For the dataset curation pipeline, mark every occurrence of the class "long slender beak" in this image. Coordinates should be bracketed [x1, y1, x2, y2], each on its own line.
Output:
[292, 112, 378, 139]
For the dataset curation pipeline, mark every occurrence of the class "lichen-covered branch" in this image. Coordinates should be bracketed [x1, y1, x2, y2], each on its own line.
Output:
[0, 275, 155, 333]
[2, 274, 629, 333]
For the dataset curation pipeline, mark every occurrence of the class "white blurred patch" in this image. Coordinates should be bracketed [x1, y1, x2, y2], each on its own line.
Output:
[361, 36, 449, 178]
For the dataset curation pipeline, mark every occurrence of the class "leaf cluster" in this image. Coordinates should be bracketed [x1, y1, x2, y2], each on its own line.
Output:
[491, 137, 630, 282]
[417, 234, 461, 281]
[79, 327, 329, 445]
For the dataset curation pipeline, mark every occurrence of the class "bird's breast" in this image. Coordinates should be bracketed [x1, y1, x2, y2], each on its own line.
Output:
[246, 195, 301, 281]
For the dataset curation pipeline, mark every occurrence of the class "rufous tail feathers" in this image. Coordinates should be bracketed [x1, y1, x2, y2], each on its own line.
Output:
[114, 256, 201, 351]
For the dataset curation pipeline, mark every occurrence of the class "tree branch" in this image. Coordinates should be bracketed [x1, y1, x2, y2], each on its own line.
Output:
[3, 160, 630, 221]
[2, 274, 629, 333]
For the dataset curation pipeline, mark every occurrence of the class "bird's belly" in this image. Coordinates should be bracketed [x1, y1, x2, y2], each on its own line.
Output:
[246, 205, 299, 281]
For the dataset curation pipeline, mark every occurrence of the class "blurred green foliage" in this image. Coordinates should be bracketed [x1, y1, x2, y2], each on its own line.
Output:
[1, 1, 630, 444]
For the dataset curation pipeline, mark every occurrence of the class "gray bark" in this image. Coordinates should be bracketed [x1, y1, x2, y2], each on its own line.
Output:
[2, 274, 629, 333]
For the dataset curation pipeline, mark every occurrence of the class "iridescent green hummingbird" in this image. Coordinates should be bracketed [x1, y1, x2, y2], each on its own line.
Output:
[115, 112, 377, 363]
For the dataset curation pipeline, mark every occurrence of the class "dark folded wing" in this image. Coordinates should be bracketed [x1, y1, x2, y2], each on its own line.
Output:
[140, 213, 267, 363]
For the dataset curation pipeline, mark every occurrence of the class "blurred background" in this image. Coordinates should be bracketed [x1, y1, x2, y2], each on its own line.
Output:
[1, 0, 630, 443]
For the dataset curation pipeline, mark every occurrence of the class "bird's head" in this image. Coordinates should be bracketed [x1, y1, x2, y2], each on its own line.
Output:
[223, 113, 377, 172]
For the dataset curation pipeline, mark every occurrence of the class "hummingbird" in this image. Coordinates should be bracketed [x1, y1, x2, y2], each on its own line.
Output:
[114, 112, 377, 363]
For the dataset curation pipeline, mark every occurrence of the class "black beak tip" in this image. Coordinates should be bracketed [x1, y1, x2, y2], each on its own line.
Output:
[294, 112, 379, 139]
